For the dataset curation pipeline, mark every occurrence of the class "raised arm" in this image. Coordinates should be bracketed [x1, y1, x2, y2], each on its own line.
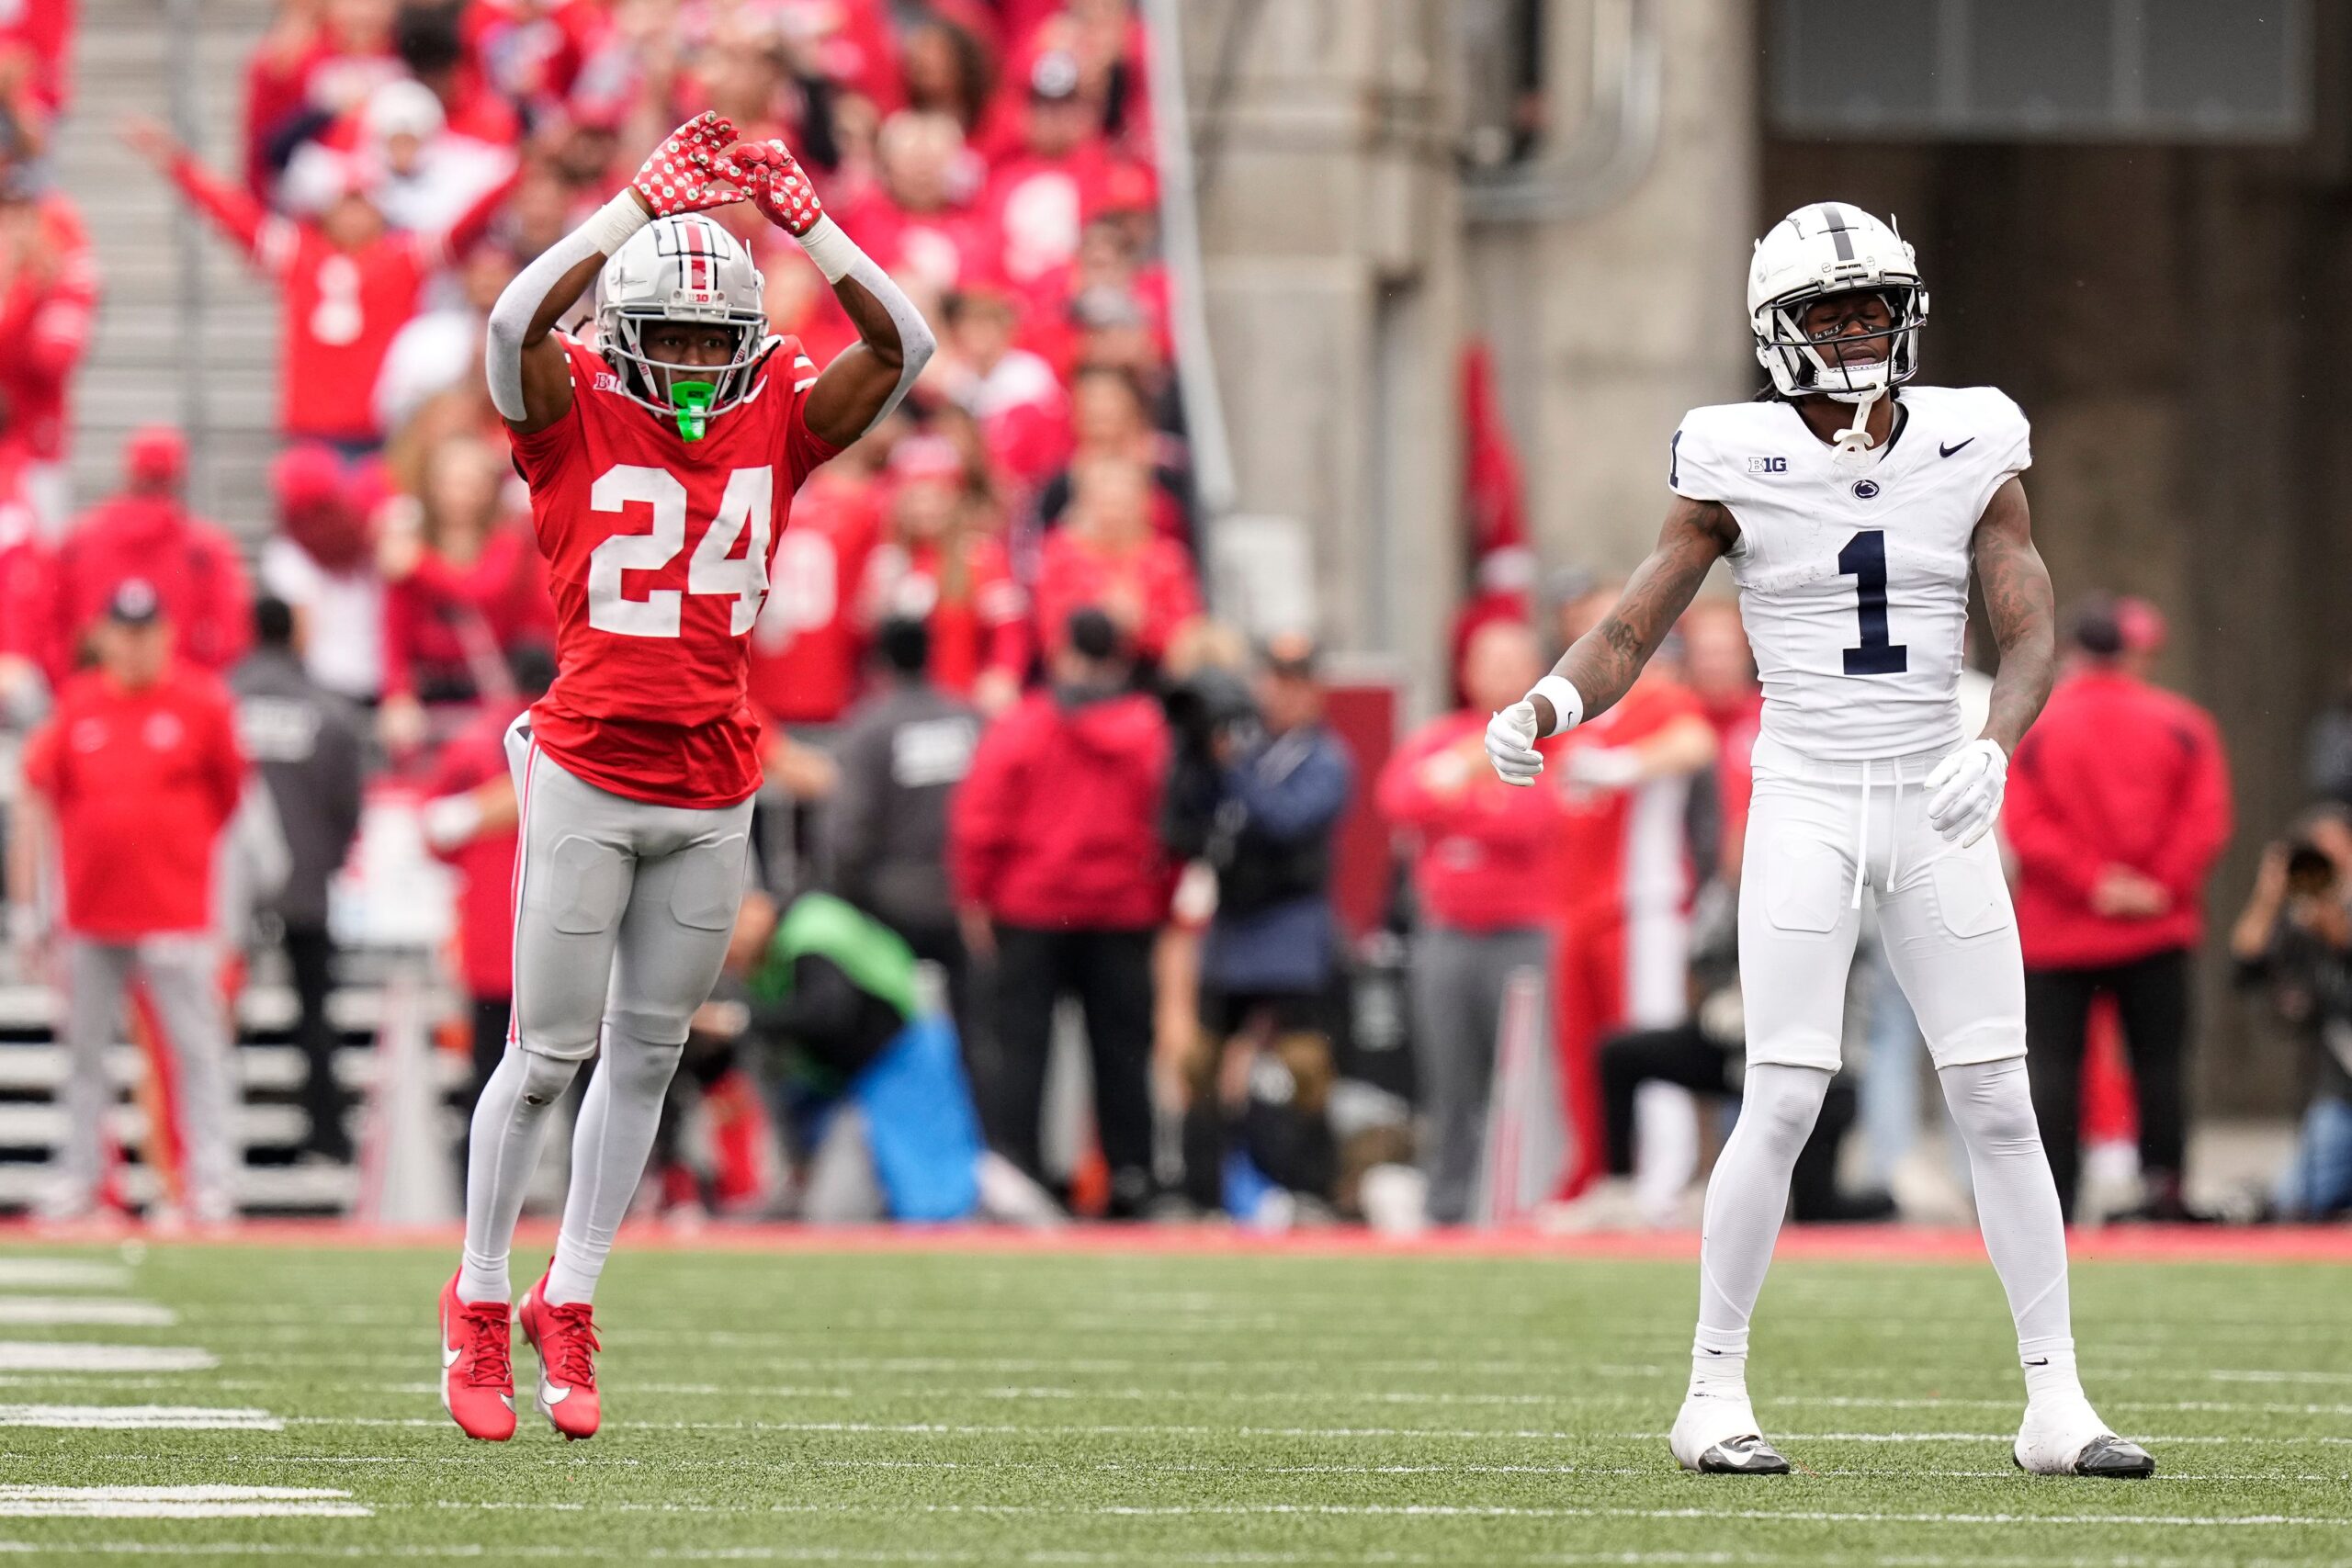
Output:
[485, 113, 745, 435]
[122, 116, 268, 257]
[1486, 496, 1735, 786]
[1924, 475, 2054, 847]
[723, 140, 936, 452]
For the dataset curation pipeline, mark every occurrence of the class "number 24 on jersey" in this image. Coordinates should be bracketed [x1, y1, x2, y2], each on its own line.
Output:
[585, 463, 774, 639]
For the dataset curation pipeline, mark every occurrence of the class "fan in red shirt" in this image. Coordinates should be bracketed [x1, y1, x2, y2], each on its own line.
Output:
[1374, 620, 1567, 1225]
[241, 0, 404, 196]
[0, 173, 97, 525]
[438, 114, 933, 1444]
[978, 51, 1118, 299]
[832, 110, 985, 296]
[745, 443, 883, 728]
[126, 116, 514, 451]
[375, 432, 552, 748]
[859, 434, 1029, 713]
[1679, 598, 1763, 879]
[1544, 660, 1717, 1201]
[420, 647, 554, 1127]
[1034, 455, 1198, 668]
[53, 427, 252, 677]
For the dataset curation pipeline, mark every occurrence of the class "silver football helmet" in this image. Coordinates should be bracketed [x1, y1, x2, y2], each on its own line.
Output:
[1748, 202, 1928, 404]
[596, 214, 771, 432]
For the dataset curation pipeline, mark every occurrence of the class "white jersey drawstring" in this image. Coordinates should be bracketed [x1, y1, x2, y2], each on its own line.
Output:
[1886, 767, 1903, 895]
[1851, 760, 1872, 909]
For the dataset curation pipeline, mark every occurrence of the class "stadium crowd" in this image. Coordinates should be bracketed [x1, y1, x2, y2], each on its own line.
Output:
[0, 0, 2344, 1229]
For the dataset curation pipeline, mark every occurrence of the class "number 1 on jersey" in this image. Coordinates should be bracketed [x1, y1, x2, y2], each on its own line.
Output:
[1838, 529, 1909, 675]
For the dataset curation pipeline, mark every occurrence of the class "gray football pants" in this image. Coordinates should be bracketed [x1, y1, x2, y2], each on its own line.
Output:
[502, 718, 755, 1061]
[53, 934, 237, 1219]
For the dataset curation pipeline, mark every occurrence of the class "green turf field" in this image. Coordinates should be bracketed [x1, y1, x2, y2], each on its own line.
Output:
[0, 1237, 2342, 1565]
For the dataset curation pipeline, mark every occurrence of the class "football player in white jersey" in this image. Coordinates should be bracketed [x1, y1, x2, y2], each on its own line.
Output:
[1487, 203, 2153, 1481]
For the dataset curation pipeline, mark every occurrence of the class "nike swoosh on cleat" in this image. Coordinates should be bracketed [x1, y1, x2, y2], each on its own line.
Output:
[540, 1382, 569, 1406]
[1939, 437, 1975, 457]
[442, 1343, 461, 1371]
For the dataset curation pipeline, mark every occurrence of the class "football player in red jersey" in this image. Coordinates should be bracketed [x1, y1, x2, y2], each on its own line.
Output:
[437, 112, 933, 1444]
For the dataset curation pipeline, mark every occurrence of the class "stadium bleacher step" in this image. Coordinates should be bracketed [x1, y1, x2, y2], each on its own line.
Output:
[61, 0, 279, 534]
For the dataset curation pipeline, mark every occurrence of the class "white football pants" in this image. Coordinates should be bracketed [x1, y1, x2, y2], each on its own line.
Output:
[1738, 736, 2026, 1073]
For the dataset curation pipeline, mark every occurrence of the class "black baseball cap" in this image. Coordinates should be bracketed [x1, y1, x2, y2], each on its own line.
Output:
[107, 578, 163, 626]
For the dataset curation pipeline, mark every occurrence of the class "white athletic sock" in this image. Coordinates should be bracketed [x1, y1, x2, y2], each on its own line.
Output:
[458, 1047, 582, 1303]
[1938, 1057, 2086, 1406]
[544, 1032, 685, 1307]
[1688, 1063, 1831, 1397]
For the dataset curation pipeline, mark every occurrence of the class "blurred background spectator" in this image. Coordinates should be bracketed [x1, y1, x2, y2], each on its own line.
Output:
[2231, 809, 2352, 1221]
[1161, 630, 1352, 1216]
[825, 615, 982, 1046]
[231, 596, 367, 1164]
[952, 607, 1169, 1216]
[1376, 620, 1560, 1226]
[2007, 597, 2233, 1222]
[54, 428, 250, 678]
[14, 581, 247, 1224]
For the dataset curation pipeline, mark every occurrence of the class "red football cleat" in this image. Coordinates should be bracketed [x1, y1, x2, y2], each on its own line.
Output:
[517, 1273, 601, 1440]
[438, 1273, 516, 1441]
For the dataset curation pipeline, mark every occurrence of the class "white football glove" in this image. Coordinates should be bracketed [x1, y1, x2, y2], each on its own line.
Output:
[1926, 739, 2008, 848]
[1485, 701, 1544, 787]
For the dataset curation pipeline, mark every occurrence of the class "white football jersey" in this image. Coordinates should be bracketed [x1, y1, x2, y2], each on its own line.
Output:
[1669, 385, 2030, 761]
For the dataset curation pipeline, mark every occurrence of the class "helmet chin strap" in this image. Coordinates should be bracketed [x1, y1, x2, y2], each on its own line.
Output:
[1828, 384, 1883, 472]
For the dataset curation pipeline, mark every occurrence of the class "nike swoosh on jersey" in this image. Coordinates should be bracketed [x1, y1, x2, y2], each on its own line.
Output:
[1939, 437, 1975, 457]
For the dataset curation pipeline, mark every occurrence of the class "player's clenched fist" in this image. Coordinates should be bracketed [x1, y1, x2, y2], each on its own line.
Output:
[630, 112, 743, 217]
[1484, 700, 1544, 786]
[722, 140, 826, 237]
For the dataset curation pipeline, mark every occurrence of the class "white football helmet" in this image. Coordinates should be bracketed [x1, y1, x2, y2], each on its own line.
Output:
[1748, 202, 1928, 404]
[596, 214, 771, 428]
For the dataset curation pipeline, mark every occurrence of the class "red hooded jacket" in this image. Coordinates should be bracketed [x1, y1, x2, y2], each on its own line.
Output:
[950, 685, 1171, 931]
[54, 493, 251, 673]
[2004, 668, 2233, 969]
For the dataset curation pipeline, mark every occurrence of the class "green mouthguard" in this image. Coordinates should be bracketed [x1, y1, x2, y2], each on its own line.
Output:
[672, 380, 717, 442]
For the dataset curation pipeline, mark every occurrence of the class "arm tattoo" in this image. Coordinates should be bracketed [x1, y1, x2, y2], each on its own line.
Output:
[1545, 498, 1734, 725]
[1973, 477, 2056, 755]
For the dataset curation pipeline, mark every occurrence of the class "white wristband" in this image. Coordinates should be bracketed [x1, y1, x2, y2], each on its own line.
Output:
[1531, 675, 1585, 737]
[795, 214, 861, 285]
[582, 190, 650, 257]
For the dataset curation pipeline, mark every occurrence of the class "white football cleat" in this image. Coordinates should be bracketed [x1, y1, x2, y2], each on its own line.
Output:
[1668, 1389, 1790, 1475]
[2013, 1398, 2154, 1478]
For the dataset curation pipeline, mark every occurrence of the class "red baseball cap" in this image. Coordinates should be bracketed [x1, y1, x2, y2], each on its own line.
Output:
[2117, 595, 2168, 656]
[271, 444, 345, 513]
[1081, 160, 1157, 221]
[122, 425, 187, 489]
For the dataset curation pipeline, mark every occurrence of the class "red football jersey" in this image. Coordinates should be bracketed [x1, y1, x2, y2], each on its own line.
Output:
[508, 333, 841, 808]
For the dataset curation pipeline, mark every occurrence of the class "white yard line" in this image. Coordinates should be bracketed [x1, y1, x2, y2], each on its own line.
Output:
[0, 1259, 131, 1291]
[0, 1485, 367, 1519]
[0, 1404, 280, 1431]
[373, 1497, 2352, 1529]
[0, 1344, 214, 1373]
[0, 1298, 175, 1327]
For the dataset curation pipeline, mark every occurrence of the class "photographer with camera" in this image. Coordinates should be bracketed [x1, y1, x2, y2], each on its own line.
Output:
[2232, 807, 2352, 1220]
[1160, 631, 1354, 1215]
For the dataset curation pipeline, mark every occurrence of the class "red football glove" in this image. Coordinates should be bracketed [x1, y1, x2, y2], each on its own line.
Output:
[630, 112, 743, 217]
[722, 140, 826, 237]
